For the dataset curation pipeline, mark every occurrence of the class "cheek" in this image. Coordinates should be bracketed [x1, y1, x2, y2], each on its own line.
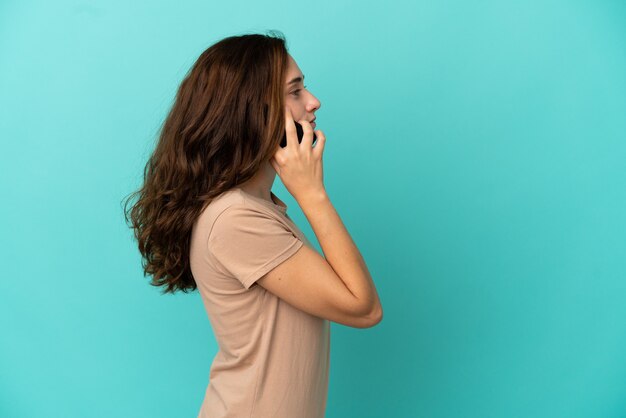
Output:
[285, 101, 304, 120]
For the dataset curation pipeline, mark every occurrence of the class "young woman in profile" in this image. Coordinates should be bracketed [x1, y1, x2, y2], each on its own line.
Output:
[123, 31, 382, 418]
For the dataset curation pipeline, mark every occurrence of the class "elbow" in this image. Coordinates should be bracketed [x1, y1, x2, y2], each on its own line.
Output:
[347, 297, 383, 329]
[370, 303, 383, 326]
[361, 302, 383, 328]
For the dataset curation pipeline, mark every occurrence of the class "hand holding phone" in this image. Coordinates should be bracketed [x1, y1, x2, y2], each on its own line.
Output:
[271, 107, 326, 203]
[280, 120, 318, 148]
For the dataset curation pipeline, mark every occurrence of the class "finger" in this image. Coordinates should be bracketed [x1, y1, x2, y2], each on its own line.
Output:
[298, 119, 315, 148]
[284, 106, 297, 149]
[312, 129, 326, 159]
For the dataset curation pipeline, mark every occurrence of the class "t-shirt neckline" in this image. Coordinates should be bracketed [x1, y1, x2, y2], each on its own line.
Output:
[235, 187, 288, 213]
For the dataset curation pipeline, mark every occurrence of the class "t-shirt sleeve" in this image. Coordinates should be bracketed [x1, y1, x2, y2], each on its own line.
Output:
[207, 204, 304, 289]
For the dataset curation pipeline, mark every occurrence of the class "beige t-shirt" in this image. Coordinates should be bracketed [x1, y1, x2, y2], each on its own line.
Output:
[190, 187, 330, 418]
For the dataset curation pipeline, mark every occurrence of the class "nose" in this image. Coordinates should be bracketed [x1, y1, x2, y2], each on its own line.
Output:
[307, 93, 321, 113]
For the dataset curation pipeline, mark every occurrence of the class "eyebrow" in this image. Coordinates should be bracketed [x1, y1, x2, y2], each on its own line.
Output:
[287, 74, 305, 86]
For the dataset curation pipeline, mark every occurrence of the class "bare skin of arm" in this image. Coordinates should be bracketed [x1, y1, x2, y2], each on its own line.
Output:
[257, 106, 382, 328]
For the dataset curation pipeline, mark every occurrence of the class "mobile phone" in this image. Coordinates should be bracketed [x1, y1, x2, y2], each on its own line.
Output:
[280, 121, 318, 148]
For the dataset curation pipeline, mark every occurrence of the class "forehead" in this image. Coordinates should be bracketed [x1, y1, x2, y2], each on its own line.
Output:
[285, 55, 302, 78]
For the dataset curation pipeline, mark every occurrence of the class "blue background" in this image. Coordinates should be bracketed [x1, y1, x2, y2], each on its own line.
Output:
[1, 0, 625, 417]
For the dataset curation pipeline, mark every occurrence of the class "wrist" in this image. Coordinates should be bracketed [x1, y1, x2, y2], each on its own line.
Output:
[297, 188, 329, 208]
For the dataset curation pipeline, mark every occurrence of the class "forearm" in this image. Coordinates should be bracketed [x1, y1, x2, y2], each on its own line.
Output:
[298, 190, 382, 315]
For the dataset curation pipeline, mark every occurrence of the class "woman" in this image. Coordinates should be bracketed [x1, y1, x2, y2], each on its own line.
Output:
[123, 31, 383, 418]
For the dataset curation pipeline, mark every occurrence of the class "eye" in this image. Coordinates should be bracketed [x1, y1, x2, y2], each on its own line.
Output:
[290, 85, 308, 97]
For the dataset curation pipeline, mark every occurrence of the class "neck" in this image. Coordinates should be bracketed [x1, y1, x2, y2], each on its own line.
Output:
[237, 160, 277, 202]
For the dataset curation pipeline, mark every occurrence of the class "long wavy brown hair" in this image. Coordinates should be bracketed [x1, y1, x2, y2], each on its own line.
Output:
[122, 31, 290, 294]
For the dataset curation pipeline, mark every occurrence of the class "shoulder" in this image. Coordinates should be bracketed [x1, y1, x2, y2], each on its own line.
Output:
[198, 189, 259, 226]
[209, 200, 288, 241]
[211, 202, 281, 232]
